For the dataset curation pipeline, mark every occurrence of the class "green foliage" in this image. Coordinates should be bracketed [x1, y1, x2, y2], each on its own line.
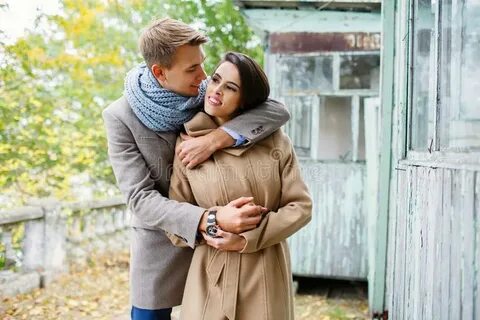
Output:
[0, 0, 262, 206]
[161, 0, 264, 73]
[0, 248, 5, 269]
[327, 307, 349, 320]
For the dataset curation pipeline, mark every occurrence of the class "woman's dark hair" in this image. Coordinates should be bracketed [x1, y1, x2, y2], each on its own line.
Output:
[217, 52, 270, 112]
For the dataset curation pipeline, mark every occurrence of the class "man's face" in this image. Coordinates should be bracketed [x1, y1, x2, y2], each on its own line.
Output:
[155, 44, 207, 97]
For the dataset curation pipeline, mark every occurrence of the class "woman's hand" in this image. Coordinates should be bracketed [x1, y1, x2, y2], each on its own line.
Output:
[202, 229, 246, 252]
[177, 129, 235, 169]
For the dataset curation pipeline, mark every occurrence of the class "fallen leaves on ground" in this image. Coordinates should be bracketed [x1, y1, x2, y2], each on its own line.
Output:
[1, 252, 368, 319]
[294, 294, 369, 320]
[1, 253, 130, 320]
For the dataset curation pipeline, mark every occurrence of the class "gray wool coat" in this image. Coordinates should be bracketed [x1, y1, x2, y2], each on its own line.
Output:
[102, 96, 290, 309]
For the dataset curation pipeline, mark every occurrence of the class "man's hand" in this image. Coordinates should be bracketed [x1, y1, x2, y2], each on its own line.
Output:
[177, 129, 235, 169]
[216, 197, 268, 234]
[202, 229, 246, 252]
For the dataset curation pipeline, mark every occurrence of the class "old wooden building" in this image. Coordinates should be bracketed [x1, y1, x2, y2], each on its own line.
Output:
[239, 0, 479, 318]
[236, 0, 382, 283]
[379, 0, 480, 318]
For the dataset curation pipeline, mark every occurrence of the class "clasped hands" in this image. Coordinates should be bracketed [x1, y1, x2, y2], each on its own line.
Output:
[200, 197, 268, 252]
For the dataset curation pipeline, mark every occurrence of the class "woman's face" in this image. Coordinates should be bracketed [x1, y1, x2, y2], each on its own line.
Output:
[204, 61, 242, 123]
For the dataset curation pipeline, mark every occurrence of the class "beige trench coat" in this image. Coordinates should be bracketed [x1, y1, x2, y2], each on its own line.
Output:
[169, 112, 312, 320]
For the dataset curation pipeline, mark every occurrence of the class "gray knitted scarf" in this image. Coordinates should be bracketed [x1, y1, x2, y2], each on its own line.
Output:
[124, 63, 206, 132]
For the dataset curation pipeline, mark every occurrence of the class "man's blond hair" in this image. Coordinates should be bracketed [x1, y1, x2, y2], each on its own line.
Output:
[139, 17, 208, 68]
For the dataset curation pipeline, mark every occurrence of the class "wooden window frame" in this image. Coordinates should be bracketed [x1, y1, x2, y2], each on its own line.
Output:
[282, 94, 373, 162]
[405, 0, 480, 168]
[271, 51, 380, 162]
[274, 51, 381, 96]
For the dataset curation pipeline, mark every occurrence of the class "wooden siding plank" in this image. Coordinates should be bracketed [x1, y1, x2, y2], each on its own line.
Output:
[440, 169, 452, 320]
[405, 166, 416, 318]
[420, 167, 429, 320]
[431, 168, 444, 319]
[352, 95, 360, 162]
[385, 170, 397, 317]
[474, 172, 480, 319]
[424, 167, 441, 319]
[449, 171, 462, 320]
[460, 170, 475, 319]
[288, 162, 368, 279]
[364, 97, 381, 306]
[385, 171, 397, 317]
[395, 169, 408, 320]
[412, 166, 424, 319]
[410, 166, 419, 319]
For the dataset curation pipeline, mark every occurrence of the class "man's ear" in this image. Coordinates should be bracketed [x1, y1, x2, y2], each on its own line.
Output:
[151, 64, 167, 82]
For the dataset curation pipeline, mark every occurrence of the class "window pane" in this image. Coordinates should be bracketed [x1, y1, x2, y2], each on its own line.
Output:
[410, 0, 437, 150]
[461, 0, 480, 120]
[439, 0, 480, 150]
[283, 96, 312, 157]
[279, 56, 333, 93]
[314, 56, 334, 91]
[280, 57, 314, 93]
[339, 55, 380, 90]
[357, 98, 367, 161]
[315, 96, 354, 161]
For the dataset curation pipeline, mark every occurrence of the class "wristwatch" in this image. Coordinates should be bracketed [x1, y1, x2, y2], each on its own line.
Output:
[206, 210, 218, 237]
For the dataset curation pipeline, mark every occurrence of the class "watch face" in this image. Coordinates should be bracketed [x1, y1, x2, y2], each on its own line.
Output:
[206, 225, 217, 237]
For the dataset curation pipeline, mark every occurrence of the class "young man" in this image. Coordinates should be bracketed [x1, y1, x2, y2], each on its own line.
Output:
[102, 18, 290, 320]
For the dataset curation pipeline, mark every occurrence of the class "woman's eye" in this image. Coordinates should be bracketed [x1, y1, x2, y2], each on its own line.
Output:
[227, 86, 237, 92]
[211, 77, 219, 83]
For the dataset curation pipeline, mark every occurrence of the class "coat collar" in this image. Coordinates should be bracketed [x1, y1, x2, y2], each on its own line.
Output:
[184, 112, 254, 157]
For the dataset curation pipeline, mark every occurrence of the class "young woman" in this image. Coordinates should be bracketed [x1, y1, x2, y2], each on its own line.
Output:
[169, 52, 312, 320]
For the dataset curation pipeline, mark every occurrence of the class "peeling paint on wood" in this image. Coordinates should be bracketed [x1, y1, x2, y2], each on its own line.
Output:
[388, 166, 479, 319]
[242, 9, 381, 36]
[269, 32, 381, 53]
[236, 0, 382, 11]
[384, 0, 480, 318]
[288, 161, 368, 279]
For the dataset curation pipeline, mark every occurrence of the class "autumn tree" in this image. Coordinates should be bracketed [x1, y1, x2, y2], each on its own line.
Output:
[0, 0, 262, 207]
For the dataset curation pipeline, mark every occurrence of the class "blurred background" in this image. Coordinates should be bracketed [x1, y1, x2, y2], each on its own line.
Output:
[0, 0, 264, 208]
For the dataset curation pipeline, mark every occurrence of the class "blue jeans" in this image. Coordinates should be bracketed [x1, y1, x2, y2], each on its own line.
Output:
[131, 306, 172, 320]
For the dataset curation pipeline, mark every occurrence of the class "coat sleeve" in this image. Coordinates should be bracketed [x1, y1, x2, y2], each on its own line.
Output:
[167, 143, 203, 247]
[221, 99, 290, 145]
[239, 131, 312, 253]
[102, 107, 204, 249]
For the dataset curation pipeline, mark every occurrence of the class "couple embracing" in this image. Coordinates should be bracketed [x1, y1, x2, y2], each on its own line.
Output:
[103, 17, 312, 320]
